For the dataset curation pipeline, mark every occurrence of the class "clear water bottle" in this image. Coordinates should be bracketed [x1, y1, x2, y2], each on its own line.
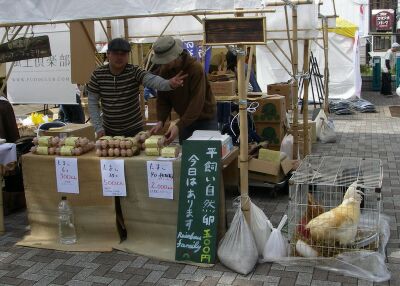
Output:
[58, 196, 77, 244]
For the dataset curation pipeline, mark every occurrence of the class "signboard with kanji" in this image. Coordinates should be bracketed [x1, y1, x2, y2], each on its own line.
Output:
[175, 140, 221, 264]
[370, 9, 395, 33]
[0, 36, 51, 63]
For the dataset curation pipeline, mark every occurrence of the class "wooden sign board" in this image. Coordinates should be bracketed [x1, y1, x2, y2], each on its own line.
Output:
[0, 36, 51, 64]
[203, 17, 266, 45]
[175, 140, 222, 264]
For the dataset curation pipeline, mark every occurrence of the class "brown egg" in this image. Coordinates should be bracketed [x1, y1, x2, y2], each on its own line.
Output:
[120, 140, 126, 149]
[114, 148, 120, 157]
[101, 140, 108, 149]
[55, 147, 61, 155]
[114, 139, 121, 148]
[108, 148, 114, 157]
[59, 138, 66, 146]
[52, 137, 60, 147]
[74, 148, 81, 156]
[95, 140, 101, 149]
[30, 146, 37, 153]
[48, 147, 55, 155]
[101, 149, 108, 157]
[96, 149, 102, 157]
[33, 137, 39, 145]
[125, 140, 133, 149]
[120, 149, 127, 157]
[126, 149, 133, 157]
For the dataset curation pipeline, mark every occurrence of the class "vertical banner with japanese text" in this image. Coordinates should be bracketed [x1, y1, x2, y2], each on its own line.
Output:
[6, 25, 77, 104]
[175, 140, 221, 264]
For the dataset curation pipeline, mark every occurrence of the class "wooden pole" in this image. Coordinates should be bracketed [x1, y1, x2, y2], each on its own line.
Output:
[284, 6, 295, 74]
[323, 18, 329, 113]
[292, 5, 299, 160]
[237, 46, 250, 223]
[266, 44, 292, 76]
[273, 40, 292, 63]
[79, 22, 102, 66]
[302, 39, 310, 158]
[245, 46, 255, 93]
[99, 20, 110, 41]
[106, 20, 112, 39]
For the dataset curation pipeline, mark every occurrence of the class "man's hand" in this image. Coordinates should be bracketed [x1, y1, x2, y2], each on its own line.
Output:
[150, 121, 163, 135]
[169, 71, 188, 89]
[165, 125, 179, 145]
[96, 130, 105, 138]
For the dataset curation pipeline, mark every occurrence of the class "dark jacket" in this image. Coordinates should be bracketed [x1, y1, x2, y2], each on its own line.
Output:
[0, 97, 20, 143]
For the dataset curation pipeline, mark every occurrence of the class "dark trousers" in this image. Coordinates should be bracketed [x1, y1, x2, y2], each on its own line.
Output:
[381, 72, 392, 95]
[179, 117, 218, 144]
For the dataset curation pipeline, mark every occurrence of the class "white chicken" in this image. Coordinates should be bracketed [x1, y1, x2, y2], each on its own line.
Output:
[306, 182, 363, 245]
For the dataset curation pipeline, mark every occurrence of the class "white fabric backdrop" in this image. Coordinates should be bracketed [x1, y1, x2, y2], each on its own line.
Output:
[256, 32, 359, 99]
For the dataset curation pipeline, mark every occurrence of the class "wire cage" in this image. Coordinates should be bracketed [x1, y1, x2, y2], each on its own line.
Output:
[288, 156, 383, 257]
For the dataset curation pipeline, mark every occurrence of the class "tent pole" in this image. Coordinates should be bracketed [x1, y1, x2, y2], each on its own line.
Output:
[99, 20, 110, 41]
[284, 5, 295, 75]
[313, 38, 323, 50]
[272, 40, 292, 63]
[246, 46, 255, 91]
[106, 20, 112, 39]
[292, 5, 299, 160]
[265, 45, 292, 76]
[0, 25, 30, 97]
[302, 39, 310, 158]
[323, 17, 329, 113]
[79, 22, 102, 66]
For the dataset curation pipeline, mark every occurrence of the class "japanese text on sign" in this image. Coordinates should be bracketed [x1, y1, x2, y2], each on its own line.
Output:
[55, 158, 79, 194]
[175, 141, 221, 264]
[147, 161, 174, 200]
[100, 159, 127, 197]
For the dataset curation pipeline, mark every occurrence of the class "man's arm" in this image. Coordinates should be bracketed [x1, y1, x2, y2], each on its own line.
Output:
[88, 91, 104, 134]
[143, 73, 172, 91]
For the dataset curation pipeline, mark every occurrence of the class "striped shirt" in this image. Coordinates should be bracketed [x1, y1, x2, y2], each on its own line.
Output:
[87, 64, 147, 136]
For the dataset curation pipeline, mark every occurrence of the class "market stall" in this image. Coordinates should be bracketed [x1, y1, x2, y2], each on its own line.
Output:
[19, 147, 238, 256]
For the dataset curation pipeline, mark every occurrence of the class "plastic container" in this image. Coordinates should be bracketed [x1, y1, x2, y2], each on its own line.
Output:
[58, 196, 77, 244]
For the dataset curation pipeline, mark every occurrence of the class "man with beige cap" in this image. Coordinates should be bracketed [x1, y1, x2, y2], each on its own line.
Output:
[150, 36, 217, 144]
[381, 42, 400, 96]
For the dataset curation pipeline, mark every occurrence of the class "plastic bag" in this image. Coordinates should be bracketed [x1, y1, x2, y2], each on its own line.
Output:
[262, 215, 289, 261]
[280, 134, 293, 160]
[319, 119, 336, 143]
[218, 206, 258, 275]
[314, 109, 328, 139]
[250, 202, 272, 256]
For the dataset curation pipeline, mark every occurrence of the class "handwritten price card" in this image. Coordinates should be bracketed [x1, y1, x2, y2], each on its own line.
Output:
[147, 161, 174, 200]
[100, 159, 127, 197]
[55, 157, 79, 194]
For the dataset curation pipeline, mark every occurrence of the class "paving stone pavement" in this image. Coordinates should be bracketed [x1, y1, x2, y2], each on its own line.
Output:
[1, 91, 399, 285]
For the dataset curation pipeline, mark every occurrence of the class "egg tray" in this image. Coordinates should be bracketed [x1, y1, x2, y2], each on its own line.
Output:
[292, 229, 379, 258]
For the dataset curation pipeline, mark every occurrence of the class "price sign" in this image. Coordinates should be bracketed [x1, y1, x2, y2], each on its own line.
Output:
[100, 159, 126, 197]
[55, 157, 79, 194]
[147, 161, 174, 200]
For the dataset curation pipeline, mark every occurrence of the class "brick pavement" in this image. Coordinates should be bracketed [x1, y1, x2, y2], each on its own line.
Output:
[1, 91, 399, 285]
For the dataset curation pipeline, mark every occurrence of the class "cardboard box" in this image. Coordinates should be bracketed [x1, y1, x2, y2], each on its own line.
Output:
[267, 83, 293, 110]
[246, 156, 293, 183]
[210, 80, 236, 97]
[188, 131, 233, 159]
[255, 121, 285, 147]
[40, 123, 95, 141]
[252, 95, 286, 123]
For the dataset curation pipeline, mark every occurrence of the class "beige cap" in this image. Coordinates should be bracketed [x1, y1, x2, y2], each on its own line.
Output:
[151, 36, 183, 65]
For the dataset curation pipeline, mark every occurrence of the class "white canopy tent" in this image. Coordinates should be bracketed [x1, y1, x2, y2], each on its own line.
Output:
[256, 19, 361, 99]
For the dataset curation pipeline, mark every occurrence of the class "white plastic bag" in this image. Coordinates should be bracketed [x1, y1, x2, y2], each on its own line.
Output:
[262, 215, 289, 261]
[314, 109, 328, 139]
[250, 202, 272, 256]
[218, 207, 258, 275]
[319, 119, 336, 143]
[280, 134, 293, 160]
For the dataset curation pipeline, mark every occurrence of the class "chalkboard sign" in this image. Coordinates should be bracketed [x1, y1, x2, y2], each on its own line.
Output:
[175, 140, 221, 264]
[0, 36, 51, 63]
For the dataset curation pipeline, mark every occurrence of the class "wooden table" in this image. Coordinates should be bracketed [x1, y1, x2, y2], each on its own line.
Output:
[20, 148, 239, 257]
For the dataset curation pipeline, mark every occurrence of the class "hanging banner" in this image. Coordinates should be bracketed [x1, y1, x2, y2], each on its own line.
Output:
[6, 25, 77, 104]
[0, 36, 51, 64]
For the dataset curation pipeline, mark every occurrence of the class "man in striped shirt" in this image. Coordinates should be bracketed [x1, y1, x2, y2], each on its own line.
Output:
[87, 38, 187, 137]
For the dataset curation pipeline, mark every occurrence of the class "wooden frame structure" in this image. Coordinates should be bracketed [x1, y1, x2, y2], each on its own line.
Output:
[0, 0, 334, 225]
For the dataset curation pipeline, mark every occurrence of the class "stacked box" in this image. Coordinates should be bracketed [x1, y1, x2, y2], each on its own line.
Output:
[267, 82, 293, 110]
